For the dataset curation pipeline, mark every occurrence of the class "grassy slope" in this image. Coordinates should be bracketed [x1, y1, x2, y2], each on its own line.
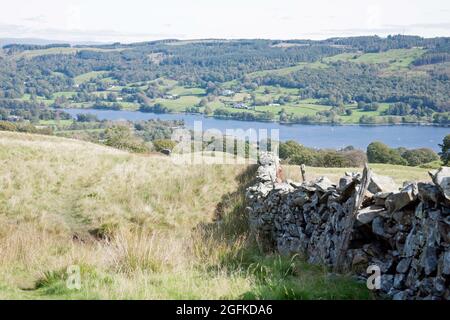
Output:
[0, 132, 373, 299]
[13, 48, 435, 124]
[284, 163, 431, 185]
[74, 71, 108, 85]
[16, 47, 124, 59]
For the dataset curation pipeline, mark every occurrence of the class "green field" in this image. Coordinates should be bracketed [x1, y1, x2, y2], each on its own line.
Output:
[168, 86, 206, 96]
[74, 71, 109, 85]
[155, 95, 201, 111]
[340, 103, 391, 123]
[52, 91, 77, 99]
[18, 94, 54, 106]
[255, 103, 331, 116]
[16, 47, 125, 59]
[284, 163, 431, 184]
[323, 48, 426, 71]
[38, 119, 74, 126]
[248, 61, 328, 77]
[0, 132, 374, 299]
[248, 48, 427, 79]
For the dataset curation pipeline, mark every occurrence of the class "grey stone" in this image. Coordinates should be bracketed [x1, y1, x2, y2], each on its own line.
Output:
[392, 210, 413, 225]
[419, 278, 434, 295]
[369, 174, 398, 194]
[246, 153, 450, 300]
[314, 176, 334, 193]
[393, 273, 406, 289]
[443, 251, 450, 275]
[392, 290, 408, 300]
[396, 258, 412, 273]
[421, 246, 438, 276]
[356, 206, 387, 224]
[381, 275, 394, 293]
[433, 276, 446, 296]
[429, 167, 450, 201]
[401, 182, 418, 198]
[338, 176, 353, 190]
[351, 250, 368, 266]
[418, 182, 440, 205]
[372, 216, 390, 239]
[385, 191, 416, 213]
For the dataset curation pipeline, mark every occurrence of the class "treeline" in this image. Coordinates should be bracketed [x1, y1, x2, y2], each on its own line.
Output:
[257, 62, 450, 114]
[213, 108, 275, 121]
[413, 52, 450, 66]
[0, 40, 343, 100]
[3, 43, 71, 51]
[322, 35, 449, 53]
[0, 100, 72, 122]
[279, 141, 367, 167]
[367, 141, 439, 166]
[0, 120, 53, 135]
[413, 41, 450, 66]
[278, 139, 443, 168]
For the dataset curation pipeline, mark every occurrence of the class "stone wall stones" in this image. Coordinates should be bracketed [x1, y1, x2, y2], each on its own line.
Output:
[246, 153, 450, 300]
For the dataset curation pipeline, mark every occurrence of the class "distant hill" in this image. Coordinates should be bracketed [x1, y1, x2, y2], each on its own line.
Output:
[0, 37, 106, 47]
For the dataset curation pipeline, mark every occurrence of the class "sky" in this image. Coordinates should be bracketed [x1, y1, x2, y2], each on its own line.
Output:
[0, 0, 449, 43]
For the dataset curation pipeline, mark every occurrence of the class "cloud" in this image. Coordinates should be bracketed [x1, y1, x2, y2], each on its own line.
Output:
[387, 22, 450, 30]
[315, 22, 450, 38]
[0, 23, 186, 43]
[23, 15, 46, 23]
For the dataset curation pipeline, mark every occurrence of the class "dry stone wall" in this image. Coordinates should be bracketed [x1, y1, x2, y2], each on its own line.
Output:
[246, 153, 450, 300]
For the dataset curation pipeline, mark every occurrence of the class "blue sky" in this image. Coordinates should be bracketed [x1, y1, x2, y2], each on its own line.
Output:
[0, 0, 449, 42]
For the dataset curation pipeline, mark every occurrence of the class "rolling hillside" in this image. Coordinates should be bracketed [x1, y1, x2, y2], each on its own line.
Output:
[2, 36, 449, 126]
[0, 131, 431, 299]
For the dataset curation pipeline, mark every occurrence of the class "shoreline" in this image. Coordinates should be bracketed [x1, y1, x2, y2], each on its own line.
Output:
[58, 107, 450, 128]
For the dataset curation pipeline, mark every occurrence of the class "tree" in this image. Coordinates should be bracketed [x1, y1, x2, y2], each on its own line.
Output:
[152, 139, 177, 152]
[104, 125, 149, 153]
[439, 134, 450, 165]
[107, 92, 117, 102]
[367, 141, 407, 165]
[76, 113, 99, 122]
[279, 140, 304, 159]
[401, 148, 439, 166]
[204, 105, 213, 116]
[0, 121, 17, 132]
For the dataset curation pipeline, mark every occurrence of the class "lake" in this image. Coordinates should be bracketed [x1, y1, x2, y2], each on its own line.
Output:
[62, 108, 449, 151]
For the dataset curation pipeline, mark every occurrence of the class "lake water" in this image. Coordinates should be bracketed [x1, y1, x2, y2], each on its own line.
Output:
[62, 108, 449, 151]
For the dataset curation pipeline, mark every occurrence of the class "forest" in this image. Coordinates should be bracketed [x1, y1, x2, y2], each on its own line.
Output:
[0, 35, 449, 125]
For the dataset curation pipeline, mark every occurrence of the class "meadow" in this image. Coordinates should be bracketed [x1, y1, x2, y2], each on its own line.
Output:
[15, 47, 125, 59]
[0, 131, 420, 299]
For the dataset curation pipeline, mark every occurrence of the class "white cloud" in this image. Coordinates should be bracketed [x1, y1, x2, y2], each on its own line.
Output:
[0, 0, 448, 42]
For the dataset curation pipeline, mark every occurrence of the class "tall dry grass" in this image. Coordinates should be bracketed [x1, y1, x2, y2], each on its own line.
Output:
[0, 131, 254, 299]
[0, 132, 374, 299]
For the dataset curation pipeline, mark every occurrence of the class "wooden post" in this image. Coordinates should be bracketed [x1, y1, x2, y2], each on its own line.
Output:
[334, 163, 372, 272]
[300, 164, 306, 182]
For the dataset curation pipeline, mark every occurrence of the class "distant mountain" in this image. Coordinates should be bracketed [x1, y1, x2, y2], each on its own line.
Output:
[0, 38, 107, 47]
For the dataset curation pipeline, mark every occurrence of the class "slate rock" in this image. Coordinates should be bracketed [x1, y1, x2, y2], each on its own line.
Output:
[421, 246, 438, 276]
[357, 206, 387, 224]
[314, 176, 334, 192]
[385, 191, 416, 213]
[369, 174, 398, 194]
[443, 251, 450, 275]
[429, 167, 450, 201]
[418, 182, 441, 205]
[396, 258, 412, 273]
[392, 290, 408, 300]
